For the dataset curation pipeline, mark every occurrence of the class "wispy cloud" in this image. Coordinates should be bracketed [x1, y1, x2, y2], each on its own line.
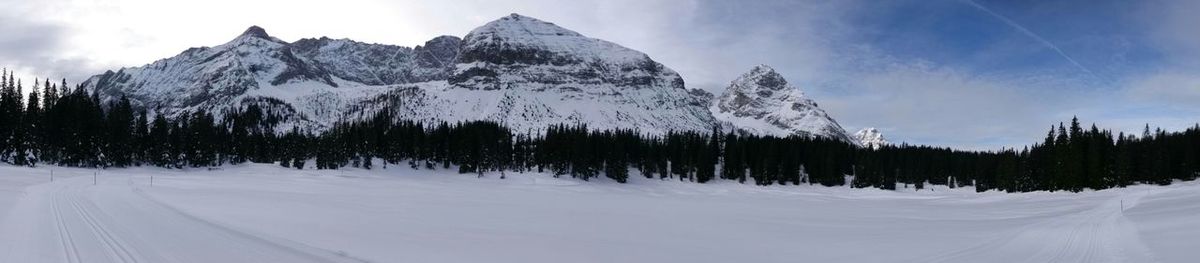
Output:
[959, 0, 1105, 85]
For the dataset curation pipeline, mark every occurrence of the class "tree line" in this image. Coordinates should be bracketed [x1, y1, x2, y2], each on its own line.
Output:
[1, 70, 1198, 192]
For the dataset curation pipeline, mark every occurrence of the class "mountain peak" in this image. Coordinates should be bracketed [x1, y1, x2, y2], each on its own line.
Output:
[713, 65, 855, 143]
[453, 13, 674, 89]
[736, 64, 788, 91]
[472, 13, 582, 38]
[501, 13, 547, 23]
[422, 35, 462, 47]
[855, 127, 889, 149]
[749, 64, 776, 74]
[240, 25, 271, 39]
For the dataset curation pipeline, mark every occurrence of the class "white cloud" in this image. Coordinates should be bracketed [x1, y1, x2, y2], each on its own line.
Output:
[0, 2, 95, 82]
[1126, 71, 1200, 107]
[1107, 0, 1200, 135]
[1141, 0, 1200, 68]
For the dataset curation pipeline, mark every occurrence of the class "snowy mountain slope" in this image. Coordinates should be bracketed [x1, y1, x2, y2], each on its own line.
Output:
[82, 15, 717, 135]
[85, 26, 336, 113]
[428, 14, 715, 134]
[350, 80, 716, 135]
[854, 127, 889, 149]
[348, 14, 717, 134]
[712, 65, 856, 143]
[81, 26, 381, 131]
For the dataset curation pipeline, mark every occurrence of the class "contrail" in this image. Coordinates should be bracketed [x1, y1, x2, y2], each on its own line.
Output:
[960, 0, 1102, 80]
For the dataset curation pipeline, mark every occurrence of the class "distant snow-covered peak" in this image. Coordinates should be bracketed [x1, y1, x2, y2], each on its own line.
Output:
[854, 127, 889, 149]
[713, 65, 855, 143]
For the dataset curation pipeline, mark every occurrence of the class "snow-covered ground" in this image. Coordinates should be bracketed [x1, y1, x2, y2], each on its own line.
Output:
[0, 164, 1197, 263]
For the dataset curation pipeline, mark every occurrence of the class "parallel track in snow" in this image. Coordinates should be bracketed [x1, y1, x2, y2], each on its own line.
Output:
[912, 191, 1156, 263]
[65, 188, 141, 263]
[5, 174, 361, 263]
[51, 195, 81, 263]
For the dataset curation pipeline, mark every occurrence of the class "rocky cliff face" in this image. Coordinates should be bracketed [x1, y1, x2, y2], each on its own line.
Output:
[289, 35, 459, 86]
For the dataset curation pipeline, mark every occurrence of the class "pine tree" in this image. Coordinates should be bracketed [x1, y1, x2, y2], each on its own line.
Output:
[134, 110, 149, 166]
[149, 112, 172, 167]
[42, 79, 56, 109]
[105, 96, 135, 167]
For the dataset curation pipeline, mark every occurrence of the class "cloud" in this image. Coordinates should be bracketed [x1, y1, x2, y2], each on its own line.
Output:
[1141, 0, 1200, 67]
[0, 9, 95, 83]
[655, 0, 852, 91]
[1110, 0, 1200, 133]
[1126, 71, 1200, 107]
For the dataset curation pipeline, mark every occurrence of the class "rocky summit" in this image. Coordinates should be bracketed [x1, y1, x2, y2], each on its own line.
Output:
[712, 65, 856, 143]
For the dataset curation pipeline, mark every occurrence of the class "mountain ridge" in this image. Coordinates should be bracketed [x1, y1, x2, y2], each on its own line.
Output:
[81, 14, 860, 143]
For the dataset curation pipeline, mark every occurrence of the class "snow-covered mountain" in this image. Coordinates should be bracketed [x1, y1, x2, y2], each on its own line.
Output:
[86, 26, 332, 115]
[712, 65, 856, 143]
[82, 14, 858, 141]
[82, 14, 715, 134]
[82, 25, 459, 130]
[374, 14, 717, 134]
[854, 127, 889, 149]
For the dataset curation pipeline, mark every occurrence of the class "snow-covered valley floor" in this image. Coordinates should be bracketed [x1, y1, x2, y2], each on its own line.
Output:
[0, 164, 1197, 263]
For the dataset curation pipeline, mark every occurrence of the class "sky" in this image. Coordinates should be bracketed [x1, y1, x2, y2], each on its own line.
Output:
[1, 0, 1198, 150]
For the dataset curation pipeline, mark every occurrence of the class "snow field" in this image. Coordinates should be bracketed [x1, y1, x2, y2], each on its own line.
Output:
[0, 164, 1197, 262]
